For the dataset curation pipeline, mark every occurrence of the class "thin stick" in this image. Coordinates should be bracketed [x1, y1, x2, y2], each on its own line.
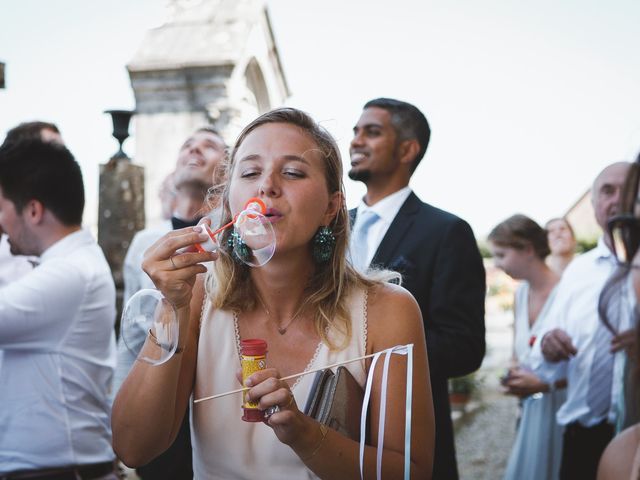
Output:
[193, 351, 381, 405]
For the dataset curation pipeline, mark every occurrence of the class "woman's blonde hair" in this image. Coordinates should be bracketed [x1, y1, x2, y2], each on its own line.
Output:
[205, 108, 397, 349]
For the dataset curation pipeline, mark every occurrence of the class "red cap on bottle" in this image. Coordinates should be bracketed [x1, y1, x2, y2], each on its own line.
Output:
[242, 408, 265, 422]
[240, 338, 267, 356]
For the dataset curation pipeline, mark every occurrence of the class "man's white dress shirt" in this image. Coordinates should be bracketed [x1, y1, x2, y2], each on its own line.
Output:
[350, 186, 412, 269]
[0, 236, 35, 377]
[0, 229, 117, 472]
[530, 238, 634, 427]
[0, 236, 34, 288]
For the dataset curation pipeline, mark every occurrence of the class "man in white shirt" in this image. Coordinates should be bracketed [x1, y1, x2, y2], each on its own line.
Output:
[531, 161, 634, 480]
[0, 121, 64, 288]
[116, 126, 226, 479]
[348, 98, 486, 480]
[0, 140, 117, 478]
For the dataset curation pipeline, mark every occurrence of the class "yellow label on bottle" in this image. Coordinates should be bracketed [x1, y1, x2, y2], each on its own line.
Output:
[241, 354, 266, 408]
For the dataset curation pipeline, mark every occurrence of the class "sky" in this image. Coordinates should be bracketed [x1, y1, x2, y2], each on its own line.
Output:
[2, 0, 640, 237]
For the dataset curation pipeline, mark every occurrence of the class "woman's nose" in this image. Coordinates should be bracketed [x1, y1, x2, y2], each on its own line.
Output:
[259, 172, 280, 197]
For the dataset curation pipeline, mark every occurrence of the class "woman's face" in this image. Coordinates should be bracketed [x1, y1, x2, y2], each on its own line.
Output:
[490, 243, 531, 280]
[546, 219, 576, 256]
[228, 122, 341, 257]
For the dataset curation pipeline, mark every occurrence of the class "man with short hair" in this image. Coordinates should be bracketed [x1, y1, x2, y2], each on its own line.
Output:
[349, 98, 486, 479]
[117, 126, 226, 479]
[0, 121, 64, 287]
[3, 120, 64, 146]
[0, 140, 117, 478]
[532, 162, 634, 480]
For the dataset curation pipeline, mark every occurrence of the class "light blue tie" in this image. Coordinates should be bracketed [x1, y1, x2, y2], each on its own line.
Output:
[587, 294, 621, 420]
[351, 210, 379, 271]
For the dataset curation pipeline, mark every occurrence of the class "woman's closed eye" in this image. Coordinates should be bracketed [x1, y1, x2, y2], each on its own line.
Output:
[240, 169, 261, 179]
[282, 168, 305, 178]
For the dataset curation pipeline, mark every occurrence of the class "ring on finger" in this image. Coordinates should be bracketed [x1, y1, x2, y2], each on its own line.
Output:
[264, 405, 280, 418]
[169, 255, 177, 270]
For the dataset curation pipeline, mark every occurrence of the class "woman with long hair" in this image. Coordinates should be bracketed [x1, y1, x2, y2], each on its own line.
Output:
[111, 108, 434, 479]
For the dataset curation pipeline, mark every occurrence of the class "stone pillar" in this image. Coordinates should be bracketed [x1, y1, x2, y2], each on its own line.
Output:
[98, 111, 145, 330]
[0, 62, 5, 89]
[127, 0, 289, 228]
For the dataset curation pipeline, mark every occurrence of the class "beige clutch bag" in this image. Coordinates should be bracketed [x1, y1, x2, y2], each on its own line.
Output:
[303, 366, 364, 441]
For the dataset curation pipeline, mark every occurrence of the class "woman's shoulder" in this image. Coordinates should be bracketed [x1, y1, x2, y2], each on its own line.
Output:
[365, 282, 424, 346]
[597, 424, 640, 480]
[367, 282, 419, 312]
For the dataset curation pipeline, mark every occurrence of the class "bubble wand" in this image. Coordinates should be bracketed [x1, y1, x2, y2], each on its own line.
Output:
[191, 197, 267, 254]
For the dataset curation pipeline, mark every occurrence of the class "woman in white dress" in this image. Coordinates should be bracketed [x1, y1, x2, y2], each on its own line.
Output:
[112, 108, 435, 479]
[488, 214, 566, 480]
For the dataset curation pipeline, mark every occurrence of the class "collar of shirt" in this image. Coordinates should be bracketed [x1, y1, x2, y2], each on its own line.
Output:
[40, 229, 94, 264]
[353, 187, 412, 268]
[356, 186, 412, 225]
[594, 236, 616, 264]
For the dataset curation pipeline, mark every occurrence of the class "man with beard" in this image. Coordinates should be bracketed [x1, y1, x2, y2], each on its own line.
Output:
[0, 140, 118, 478]
[0, 121, 64, 287]
[116, 126, 226, 479]
[348, 98, 486, 479]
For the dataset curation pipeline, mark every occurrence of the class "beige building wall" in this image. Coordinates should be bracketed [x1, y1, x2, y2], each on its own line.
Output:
[565, 189, 602, 241]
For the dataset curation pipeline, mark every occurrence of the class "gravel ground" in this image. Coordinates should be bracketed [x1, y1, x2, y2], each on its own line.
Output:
[455, 387, 520, 480]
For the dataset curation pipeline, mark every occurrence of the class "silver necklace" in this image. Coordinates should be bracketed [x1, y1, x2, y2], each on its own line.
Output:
[256, 293, 305, 335]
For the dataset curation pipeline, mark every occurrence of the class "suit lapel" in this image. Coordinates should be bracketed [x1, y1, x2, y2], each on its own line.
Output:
[371, 192, 421, 267]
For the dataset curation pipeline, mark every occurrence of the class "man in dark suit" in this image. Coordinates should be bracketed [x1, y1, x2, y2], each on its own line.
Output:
[349, 98, 486, 479]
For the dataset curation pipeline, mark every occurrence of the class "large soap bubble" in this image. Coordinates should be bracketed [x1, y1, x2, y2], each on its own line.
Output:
[120, 197, 276, 366]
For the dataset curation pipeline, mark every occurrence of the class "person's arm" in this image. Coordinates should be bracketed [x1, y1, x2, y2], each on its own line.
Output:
[596, 424, 639, 480]
[112, 227, 216, 467]
[0, 260, 85, 349]
[244, 283, 434, 479]
[427, 219, 486, 378]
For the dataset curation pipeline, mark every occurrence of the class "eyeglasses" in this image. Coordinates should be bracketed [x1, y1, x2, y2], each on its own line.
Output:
[608, 214, 640, 265]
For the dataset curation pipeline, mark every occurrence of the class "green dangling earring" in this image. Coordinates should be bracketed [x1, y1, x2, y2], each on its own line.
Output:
[227, 231, 251, 264]
[312, 226, 336, 263]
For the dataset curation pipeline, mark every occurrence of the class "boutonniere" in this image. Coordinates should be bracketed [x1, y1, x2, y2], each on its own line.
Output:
[529, 335, 537, 348]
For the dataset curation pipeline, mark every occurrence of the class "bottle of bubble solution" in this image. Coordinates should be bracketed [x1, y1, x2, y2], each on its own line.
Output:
[240, 339, 268, 422]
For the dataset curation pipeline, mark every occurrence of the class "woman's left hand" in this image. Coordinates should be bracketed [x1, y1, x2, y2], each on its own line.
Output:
[503, 367, 548, 398]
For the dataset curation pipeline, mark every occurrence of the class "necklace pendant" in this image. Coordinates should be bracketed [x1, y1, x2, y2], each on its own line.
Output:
[277, 326, 287, 335]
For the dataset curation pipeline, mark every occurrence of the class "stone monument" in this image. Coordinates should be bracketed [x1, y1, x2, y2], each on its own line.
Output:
[127, 0, 289, 227]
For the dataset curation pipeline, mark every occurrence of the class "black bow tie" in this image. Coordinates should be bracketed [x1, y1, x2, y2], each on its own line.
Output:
[171, 216, 201, 230]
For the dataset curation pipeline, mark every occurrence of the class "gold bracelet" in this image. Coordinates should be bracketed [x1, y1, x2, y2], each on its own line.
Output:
[301, 424, 328, 462]
[148, 329, 184, 354]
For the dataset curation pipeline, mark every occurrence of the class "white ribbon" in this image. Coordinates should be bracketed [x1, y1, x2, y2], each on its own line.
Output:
[359, 344, 413, 480]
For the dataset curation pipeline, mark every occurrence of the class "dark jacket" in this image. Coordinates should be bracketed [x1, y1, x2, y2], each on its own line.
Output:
[351, 192, 486, 479]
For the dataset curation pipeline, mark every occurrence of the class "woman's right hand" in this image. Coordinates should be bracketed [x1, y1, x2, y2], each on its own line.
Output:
[141, 225, 218, 309]
[502, 366, 547, 397]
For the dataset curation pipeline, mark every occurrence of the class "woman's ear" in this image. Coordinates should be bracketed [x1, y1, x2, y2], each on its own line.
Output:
[322, 191, 343, 225]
